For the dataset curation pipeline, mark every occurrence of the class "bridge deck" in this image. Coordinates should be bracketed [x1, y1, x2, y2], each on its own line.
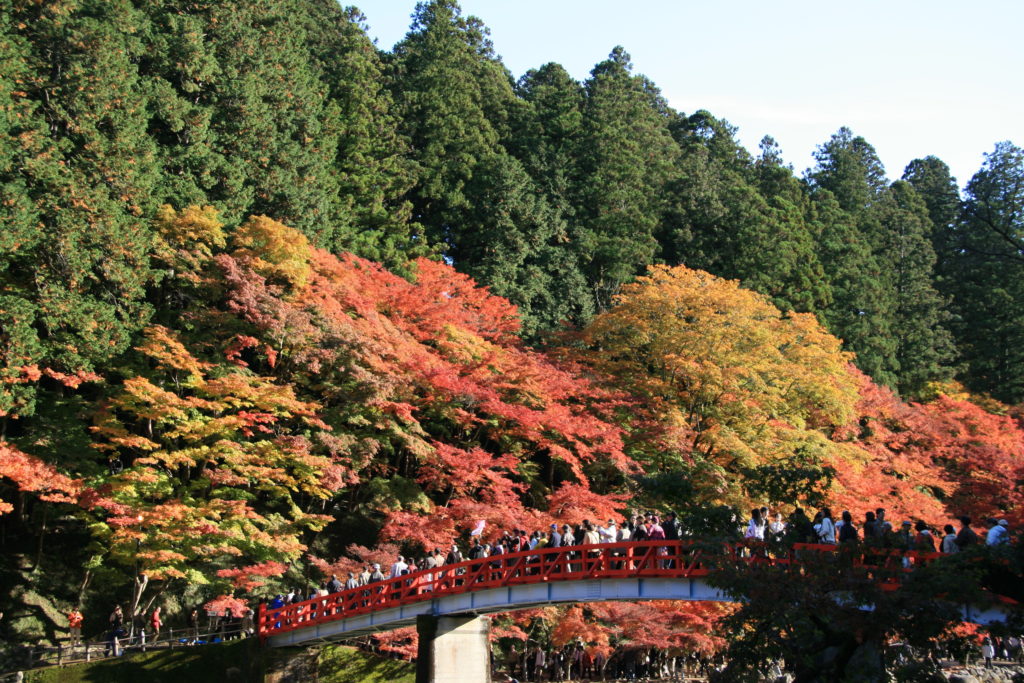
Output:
[259, 540, 995, 647]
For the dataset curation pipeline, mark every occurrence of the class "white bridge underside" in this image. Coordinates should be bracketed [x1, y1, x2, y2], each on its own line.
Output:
[266, 576, 1010, 647]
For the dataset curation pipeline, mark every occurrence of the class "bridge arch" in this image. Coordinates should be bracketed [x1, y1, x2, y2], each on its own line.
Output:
[258, 540, 1010, 649]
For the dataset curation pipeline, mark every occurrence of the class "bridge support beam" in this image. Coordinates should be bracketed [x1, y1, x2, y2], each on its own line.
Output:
[416, 614, 491, 683]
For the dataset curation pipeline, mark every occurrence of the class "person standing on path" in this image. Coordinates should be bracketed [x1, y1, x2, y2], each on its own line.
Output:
[982, 636, 995, 668]
[67, 608, 83, 647]
[107, 606, 124, 657]
[150, 607, 162, 643]
[189, 608, 200, 643]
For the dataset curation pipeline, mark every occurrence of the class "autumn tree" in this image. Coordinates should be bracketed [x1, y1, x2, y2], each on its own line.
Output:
[86, 324, 335, 610]
[580, 264, 859, 517]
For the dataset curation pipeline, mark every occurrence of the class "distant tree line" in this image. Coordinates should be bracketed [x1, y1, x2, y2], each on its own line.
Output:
[2, 0, 1021, 414]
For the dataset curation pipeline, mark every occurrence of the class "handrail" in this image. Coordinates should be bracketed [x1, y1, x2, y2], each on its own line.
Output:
[257, 539, 949, 640]
[0, 624, 251, 674]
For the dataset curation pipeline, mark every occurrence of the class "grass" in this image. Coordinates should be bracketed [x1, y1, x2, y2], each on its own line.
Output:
[24, 639, 259, 683]
[317, 645, 415, 683]
[20, 639, 415, 683]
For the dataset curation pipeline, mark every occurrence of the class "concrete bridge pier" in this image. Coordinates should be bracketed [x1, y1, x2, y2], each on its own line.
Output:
[416, 614, 491, 683]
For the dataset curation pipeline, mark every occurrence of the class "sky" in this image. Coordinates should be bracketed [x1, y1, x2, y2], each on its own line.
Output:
[358, 0, 1023, 190]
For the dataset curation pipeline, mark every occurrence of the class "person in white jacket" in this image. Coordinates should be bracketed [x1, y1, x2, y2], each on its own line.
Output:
[816, 509, 836, 544]
[744, 508, 766, 541]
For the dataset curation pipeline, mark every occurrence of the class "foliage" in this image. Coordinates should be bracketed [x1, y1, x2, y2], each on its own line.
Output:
[581, 263, 859, 506]
[706, 541, 1003, 682]
[0, 442, 81, 515]
[85, 324, 334, 583]
[2, 0, 1024, 664]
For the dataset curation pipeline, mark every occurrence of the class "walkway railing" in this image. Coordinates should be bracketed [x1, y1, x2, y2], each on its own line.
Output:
[257, 540, 946, 640]
[1, 624, 252, 675]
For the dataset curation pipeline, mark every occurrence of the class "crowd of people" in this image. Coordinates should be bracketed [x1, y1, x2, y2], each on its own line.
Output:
[742, 506, 1012, 551]
[980, 634, 1024, 668]
[264, 513, 686, 615]
[265, 507, 1013, 617]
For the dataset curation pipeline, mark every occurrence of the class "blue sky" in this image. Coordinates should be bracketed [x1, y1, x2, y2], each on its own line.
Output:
[358, 0, 1023, 191]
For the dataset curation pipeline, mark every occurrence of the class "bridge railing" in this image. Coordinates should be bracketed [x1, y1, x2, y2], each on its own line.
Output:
[257, 540, 946, 640]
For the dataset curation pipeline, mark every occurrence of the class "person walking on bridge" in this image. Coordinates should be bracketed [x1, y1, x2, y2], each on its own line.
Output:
[987, 518, 1010, 545]
[816, 509, 836, 544]
[956, 516, 979, 549]
[599, 519, 617, 543]
[788, 508, 813, 543]
[389, 555, 408, 579]
[941, 524, 959, 553]
[745, 509, 766, 541]
[838, 511, 858, 543]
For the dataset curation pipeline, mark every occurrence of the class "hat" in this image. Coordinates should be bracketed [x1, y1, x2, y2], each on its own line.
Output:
[902, 520, 912, 526]
[550, 523, 558, 529]
[999, 519, 1009, 527]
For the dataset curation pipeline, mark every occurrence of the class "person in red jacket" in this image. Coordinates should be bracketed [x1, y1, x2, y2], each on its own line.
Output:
[150, 607, 162, 642]
[68, 608, 83, 647]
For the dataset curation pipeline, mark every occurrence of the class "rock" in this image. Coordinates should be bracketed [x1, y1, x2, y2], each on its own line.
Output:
[949, 675, 980, 683]
[844, 639, 885, 682]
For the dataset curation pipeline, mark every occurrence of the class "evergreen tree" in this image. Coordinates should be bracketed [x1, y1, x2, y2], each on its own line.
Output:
[295, 2, 426, 266]
[806, 126, 888, 215]
[661, 119, 828, 315]
[0, 0, 158, 416]
[511, 63, 585, 232]
[144, 0, 421, 262]
[807, 129, 899, 387]
[388, 0, 514, 256]
[202, 0, 349, 246]
[505, 62, 597, 331]
[660, 111, 752, 273]
[390, 1, 592, 334]
[902, 156, 961, 271]
[574, 47, 678, 309]
[953, 142, 1024, 402]
[810, 190, 898, 387]
[873, 181, 956, 396]
[749, 136, 832, 314]
[141, 0, 224, 210]
[455, 153, 589, 337]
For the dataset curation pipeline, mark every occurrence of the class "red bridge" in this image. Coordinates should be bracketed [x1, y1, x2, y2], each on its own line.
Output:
[257, 540, 1013, 682]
